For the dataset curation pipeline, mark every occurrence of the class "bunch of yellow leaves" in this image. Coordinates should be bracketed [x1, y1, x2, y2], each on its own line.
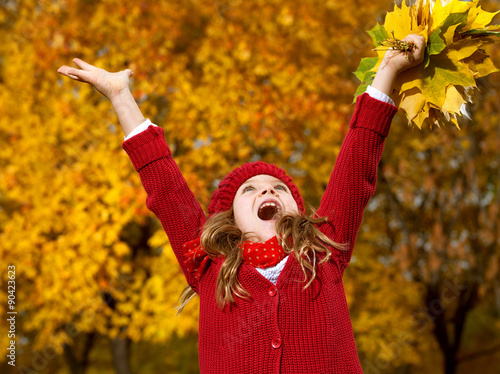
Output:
[354, 0, 500, 129]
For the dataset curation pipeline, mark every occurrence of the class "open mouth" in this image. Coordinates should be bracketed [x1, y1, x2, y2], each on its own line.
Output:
[257, 201, 281, 221]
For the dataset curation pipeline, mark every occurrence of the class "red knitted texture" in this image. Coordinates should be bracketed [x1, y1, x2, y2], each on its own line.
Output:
[121, 93, 398, 373]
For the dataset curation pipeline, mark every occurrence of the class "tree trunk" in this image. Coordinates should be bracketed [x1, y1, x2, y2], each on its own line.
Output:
[111, 336, 132, 374]
[63, 332, 96, 374]
[444, 350, 457, 374]
[426, 281, 478, 374]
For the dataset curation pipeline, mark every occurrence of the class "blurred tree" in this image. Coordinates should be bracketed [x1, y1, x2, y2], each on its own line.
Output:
[353, 70, 500, 374]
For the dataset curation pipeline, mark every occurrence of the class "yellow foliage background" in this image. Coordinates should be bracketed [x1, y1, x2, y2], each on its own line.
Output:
[0, 0, 499, 373]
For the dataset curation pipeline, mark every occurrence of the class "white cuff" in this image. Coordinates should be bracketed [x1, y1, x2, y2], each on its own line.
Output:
[123, 119, 157, 141]
[366, 85, 395, 106]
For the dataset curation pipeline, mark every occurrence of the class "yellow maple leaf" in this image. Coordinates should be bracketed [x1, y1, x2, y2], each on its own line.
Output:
[400, 88, 426, 121]
[441, 85, 466, 120]
[429, 0, 474, 34]
[468, 5, 499, 30]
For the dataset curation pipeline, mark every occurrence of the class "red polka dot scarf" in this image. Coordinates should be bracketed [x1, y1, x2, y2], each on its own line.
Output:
[183, 236, 286, 280]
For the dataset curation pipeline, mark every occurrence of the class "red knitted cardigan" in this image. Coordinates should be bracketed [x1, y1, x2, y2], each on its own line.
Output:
[121, 93, 398, 374]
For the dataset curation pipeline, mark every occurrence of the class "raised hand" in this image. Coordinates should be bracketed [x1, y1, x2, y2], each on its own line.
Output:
[57, 58, 133, 101]
[382, 34, 425, 74]
[371, 33, 425, 99]
[58, 58, 145, 136]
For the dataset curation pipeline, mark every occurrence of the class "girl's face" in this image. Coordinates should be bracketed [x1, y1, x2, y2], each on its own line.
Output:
[233, 174, 299, 243]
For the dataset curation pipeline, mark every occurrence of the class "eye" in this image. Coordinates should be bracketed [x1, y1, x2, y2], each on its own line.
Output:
[242, 185, 255, 193]
[275, 184, 287, 192]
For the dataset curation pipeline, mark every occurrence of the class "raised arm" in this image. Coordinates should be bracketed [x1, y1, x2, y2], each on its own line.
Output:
[316, 94, 396, 269]
[121, 127, 206, 289]
[58, 58, 144, 136]
[316, 34, 424, 270]
[58, 59, 206, 289]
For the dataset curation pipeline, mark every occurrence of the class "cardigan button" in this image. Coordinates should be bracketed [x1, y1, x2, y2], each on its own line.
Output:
[271, 338, 282, 349]
[268, 287, 277, 297]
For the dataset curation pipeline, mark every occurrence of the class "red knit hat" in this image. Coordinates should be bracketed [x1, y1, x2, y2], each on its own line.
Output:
[208, 161, 305, 215]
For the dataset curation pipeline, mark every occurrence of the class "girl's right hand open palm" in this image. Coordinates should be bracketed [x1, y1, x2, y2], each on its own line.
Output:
[57, 58, 133, 101]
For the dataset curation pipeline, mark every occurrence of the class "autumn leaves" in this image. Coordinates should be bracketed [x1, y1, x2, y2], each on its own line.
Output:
[355, 0, 500, 129]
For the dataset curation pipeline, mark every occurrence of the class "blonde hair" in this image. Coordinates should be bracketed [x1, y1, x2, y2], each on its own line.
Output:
[176, 206, 346, 312]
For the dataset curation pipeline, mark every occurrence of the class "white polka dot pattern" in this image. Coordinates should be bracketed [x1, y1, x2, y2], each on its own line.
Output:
[183, 236, 287, 280]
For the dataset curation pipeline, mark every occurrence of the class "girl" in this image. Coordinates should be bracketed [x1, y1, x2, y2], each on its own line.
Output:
[58, 34, 424, 373]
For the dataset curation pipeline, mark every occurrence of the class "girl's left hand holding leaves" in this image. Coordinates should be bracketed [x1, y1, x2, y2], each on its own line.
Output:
[382, 34, 426, 75]
[371, 33, 425, 98]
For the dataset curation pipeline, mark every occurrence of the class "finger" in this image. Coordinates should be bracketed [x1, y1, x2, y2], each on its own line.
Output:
[57, 65, 72, 76]
[57, 66, 79, 79]
[57, 65, 71, 75]
[57, 67, 87, 82]
[67, 74, 86, 82]
[72, 58, 96, 71]
[123, 68, 133, 78]
[62, 67, 92, 83]
[403, 35, 424, 46]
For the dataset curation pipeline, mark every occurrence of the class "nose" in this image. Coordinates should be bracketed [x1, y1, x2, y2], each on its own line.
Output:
[260, 186, 278, 196]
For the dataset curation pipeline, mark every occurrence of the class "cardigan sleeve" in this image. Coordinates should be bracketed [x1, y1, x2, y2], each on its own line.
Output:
[316, 93, 398, 271]
[121, 125, 206, 291]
